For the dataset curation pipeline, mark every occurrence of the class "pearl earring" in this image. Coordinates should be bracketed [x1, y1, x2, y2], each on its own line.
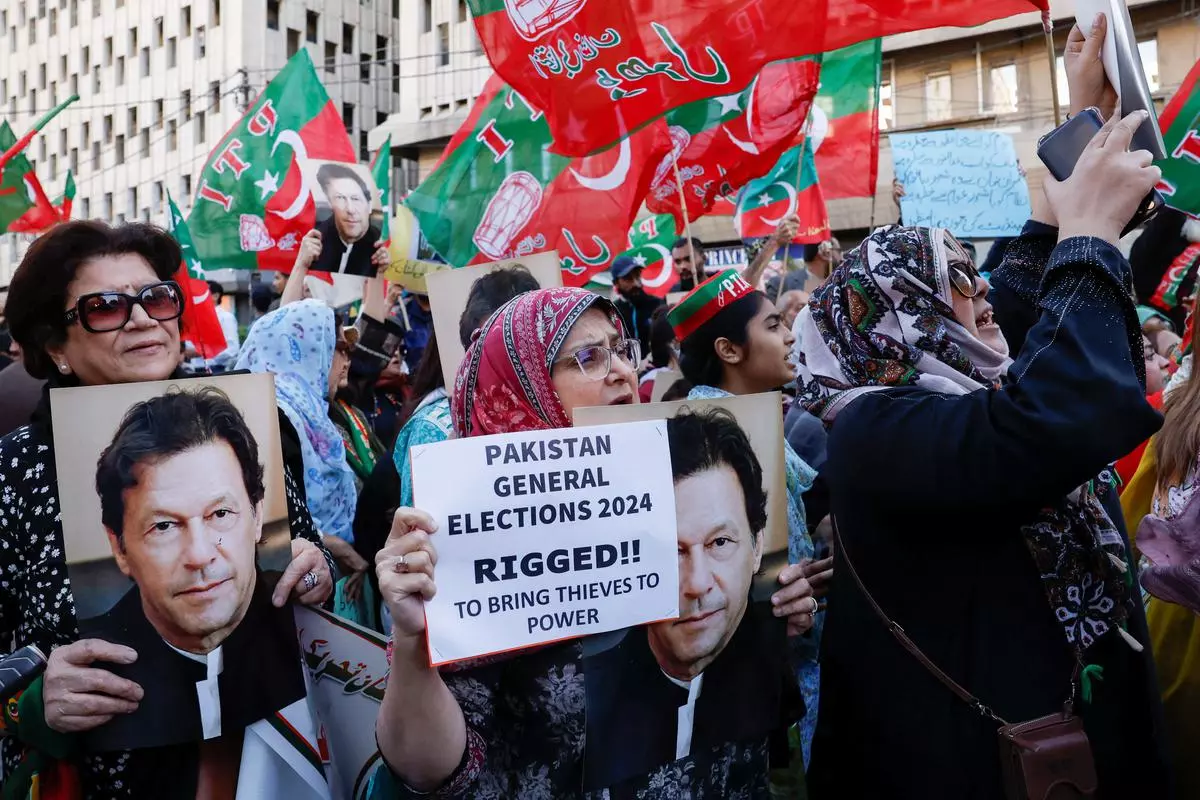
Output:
[58, 363, 69, 374]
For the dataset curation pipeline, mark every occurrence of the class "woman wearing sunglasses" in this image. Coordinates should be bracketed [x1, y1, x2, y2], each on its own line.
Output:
[0, 221, 334, 798]
[796, 110, 1170, 798]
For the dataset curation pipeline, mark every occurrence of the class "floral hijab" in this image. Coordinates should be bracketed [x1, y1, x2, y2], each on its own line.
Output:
[452, 287, 625, 438]
[236, 300, 357, 542]
[797, 226, 1132, 658]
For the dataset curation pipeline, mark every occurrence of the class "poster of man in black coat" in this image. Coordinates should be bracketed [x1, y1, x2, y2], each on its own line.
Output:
[309, 162, 384, 277]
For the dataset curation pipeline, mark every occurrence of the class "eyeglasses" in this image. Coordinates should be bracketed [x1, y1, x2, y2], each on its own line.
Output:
[555, 339, 641, 381]
[947, 260, 982, 299]
[64, 281, 184, 333]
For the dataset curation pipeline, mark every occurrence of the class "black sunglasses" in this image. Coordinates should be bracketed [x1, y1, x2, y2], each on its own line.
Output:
[64, 281, 184, 333]
[948, 260, 982, 299]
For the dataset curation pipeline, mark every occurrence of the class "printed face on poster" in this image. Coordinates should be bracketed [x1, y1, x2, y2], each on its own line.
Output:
[410, 420, 681, 665]
[573, 396, 796, 790]
[425, 251, 563, 390]
[50, 374, 306, 751]
[302, 159, 384, 278]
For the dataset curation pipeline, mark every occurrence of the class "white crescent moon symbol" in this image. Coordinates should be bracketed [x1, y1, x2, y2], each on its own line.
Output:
[268, 130, 312, 220]
[192, 287, 211, 305]
[807, 105, 829, 154]
[723, 76, 760, 155]
[569, 137, 631, 192]
[759, 182, 798, 227]
[640, 244, 677, 290]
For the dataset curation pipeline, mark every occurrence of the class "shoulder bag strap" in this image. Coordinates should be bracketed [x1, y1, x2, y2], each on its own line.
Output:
[832, 515, 1009, 726]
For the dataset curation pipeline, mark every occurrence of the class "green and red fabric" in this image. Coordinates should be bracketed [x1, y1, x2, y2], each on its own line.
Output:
[188, 49, 358, 272]
[167, 193, 228, 359]
[621, 212, 680, 297]
[1157, 56, 1200, 218]
[404, 74, 670, 286]
[735, 139, 829, 243]
[0, 122, 59, 233]
[55, 170, 75, 220]
[645, 57, 820, 229]
[466, 0, 1046, 158]
[810, 38, 881, 200]
[667, 267, 756, 341]
[370, 136, 392, 244]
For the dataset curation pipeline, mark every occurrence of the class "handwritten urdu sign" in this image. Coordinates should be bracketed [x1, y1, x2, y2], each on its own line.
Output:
[411, 421, 680, 665]
[890, 130, 1031, 238]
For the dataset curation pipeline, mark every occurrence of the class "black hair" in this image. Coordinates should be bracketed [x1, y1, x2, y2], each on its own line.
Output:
[677, 292, 765, 387]
[672, 236, 704, 252]
[660, 377, 693, 402]
[649, 305, 676, 369]
[459, 265, 541, 348]
[250, 282, 274, 314]
[206, 280, 224, 302]
[96, 386, 265, 541]
[8, 221, 182, 380]
[394, 329, 445, 446]
[316, 163, 371, 201]
[667, 407, 767, 535]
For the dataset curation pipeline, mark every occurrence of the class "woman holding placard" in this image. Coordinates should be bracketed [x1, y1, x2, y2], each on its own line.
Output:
[370, 287, 816, 797]
[0, 221, 334, 797]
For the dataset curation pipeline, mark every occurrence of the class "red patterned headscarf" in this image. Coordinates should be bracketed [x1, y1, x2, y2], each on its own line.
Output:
[451, 287, 626, 438]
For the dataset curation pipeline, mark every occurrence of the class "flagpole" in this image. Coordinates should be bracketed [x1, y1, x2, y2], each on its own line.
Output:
[1043, 12, 1063, 128]
[670, 155, 700, 287]
[0, 95, 79, 172]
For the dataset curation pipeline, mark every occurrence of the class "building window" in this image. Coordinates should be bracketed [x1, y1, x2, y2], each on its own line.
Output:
[181, 5, 191, 36]
[343, 102, 355, 129]
[1138, 38, 1160, 93]
[325, 41, 336, 73]
[152, 181, 163, 211]
[68, 73, 77, 95]
[129, 26, 137, 53]
[103, 193, 112, 221]
[48, 7, 55, 34]
[127, 188, 136, 216]
[181, 173, 192, 199]
[60, 54, 67, 81]
[140, 47, 149, 77]
[989, 63, 1018, 114]
[114, 134, 125, 164]
[360, 53, 369, 81]
[69, 0, 76, 27]
[879, 79, 893, 130]
[342, 22, 353, 54]
[376, 34, 386, 60]
[306, 10, 318, 43]
[437, 23, 449, 67]
[38, 63, 45, 90]
[459, 0, 468, 22]
[211, 0, 220, 26]
[69, 147, 77, 172]
[209, 80, 220, 109]
[167, 37, 177, 67]
[80, 197, 89, 218]
[167, 119, 178, 151]
[287, 29, 300, 58]
[266, 0, 279, 30]
[182, 89, 192, 121]
[80, 44, 89, 70]
[127, 107, 137, 132]
[155, 99, 164, 127]
[196, 110, 206, 143]
[155, 16, 164, 46]
[104, 36, 112, 66]
[91, 141, 100, 167]
[196, 25, 205, 57]
[140, 127, 149, 155]
[91, 65, 99, 93]
[48, 153, 56, 180]
[924, 71, 952, 122]
[103, 114, 113, 142]
[422, 0, 432, 32]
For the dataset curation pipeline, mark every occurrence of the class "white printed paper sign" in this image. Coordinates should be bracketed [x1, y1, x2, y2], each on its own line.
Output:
[411, 421, 680, 665]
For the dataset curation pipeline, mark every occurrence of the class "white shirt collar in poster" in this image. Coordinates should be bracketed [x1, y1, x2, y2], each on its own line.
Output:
[166, 641, 225, 740]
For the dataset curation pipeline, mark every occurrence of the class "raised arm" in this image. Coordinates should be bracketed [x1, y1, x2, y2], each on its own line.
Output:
[280, 229, 323, 307]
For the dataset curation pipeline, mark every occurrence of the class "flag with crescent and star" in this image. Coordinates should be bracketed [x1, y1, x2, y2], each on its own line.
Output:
[370, 136, 392, 244]
[1156, 56, 1200, 218]
[188, 48, 358, 272]
[644, 56, 820, 231]
[465, 0, 1047, 159]
[735, 139, 828, 243]
[0, 121, 61, 233]
[167, 192, 228, 359]
[619, 213, 681, 298]
[403, 73, 671, 285]
[808, 38, 881, 200]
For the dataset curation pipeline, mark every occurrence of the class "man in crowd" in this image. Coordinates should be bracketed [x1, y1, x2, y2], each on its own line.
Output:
[610, 254, 666, 356]
[312, 163, 381, 276]
[82, 388, 304, 752]
[583, 408, 798, 789]
[670, 237, 706, 293]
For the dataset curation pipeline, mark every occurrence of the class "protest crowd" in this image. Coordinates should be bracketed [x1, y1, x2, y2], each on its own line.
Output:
[2, 2, 1200, 799]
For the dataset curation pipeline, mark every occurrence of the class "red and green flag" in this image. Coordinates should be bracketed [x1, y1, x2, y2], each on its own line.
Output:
[370, 136, 392, 244]
[466, 0, 1047, 158]
[167, 193, 227, 359]
[0, 121, 60, 233]
[55, 170, 76, 219]
[1157, 57, 1200, 218]
[735, 139, 829, 243]
[403, 74, 670, 286]
[621, 213, 681, 297]
[809, 38, 881, 200]
[188, 49, 358, 272]
[644, 57, 820, 230]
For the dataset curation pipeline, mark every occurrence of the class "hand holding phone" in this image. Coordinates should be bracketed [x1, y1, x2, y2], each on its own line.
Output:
[1039, 109, 1164, 243]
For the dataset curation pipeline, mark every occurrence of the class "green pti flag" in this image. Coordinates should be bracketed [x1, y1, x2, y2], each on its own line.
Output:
[56, 169, 76, 219]
[735, 139, 829, 243]
[1157, 58, 1200, 217]
[810, 38, 881, 200]
[622, 213, 680, 297]
[0, 121, 59, 233]
[166, 193, 227, 357]
[188, 49, 358, 271]
[370, 136, 392, 243]
[404, 74, 669, 285]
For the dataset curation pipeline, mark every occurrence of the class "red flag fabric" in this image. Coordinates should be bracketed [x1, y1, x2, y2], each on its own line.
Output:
[467, 0, 1046, 158]
[809, 39, 881, 200]
[644, 57, 820, 230]
[8, 171, 62, 233]
[167, 195, 229, 359]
